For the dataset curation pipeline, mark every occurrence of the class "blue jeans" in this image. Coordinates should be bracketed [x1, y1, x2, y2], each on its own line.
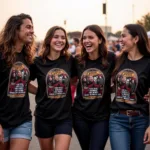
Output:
[73, 114, 109, 150]
[4, 121, 32, 142]
[109, 112, 149, 150]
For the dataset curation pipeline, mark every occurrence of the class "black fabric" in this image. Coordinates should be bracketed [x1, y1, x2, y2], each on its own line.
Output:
[111, 56, 150, 115]
[73, 51, 116, 121]
[0, 52, 32, 128]
[30, 55, 76, 120]
[35, 116, 72, 138]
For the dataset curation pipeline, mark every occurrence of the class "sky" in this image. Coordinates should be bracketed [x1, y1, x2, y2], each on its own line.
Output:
[0, 0, 150, 40]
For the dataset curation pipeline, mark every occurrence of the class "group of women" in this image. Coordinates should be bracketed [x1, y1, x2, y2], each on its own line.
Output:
[0, 13, 150, 150]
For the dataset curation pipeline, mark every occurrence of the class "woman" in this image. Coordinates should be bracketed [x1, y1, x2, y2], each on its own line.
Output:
[109, 24, 150, 150]
[72, 24, 115, 150]
[30, 26, 76, 150]
[0, 14, 35, 150]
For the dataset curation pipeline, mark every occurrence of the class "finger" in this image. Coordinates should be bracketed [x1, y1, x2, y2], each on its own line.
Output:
[143, 132, 148, 141]
[144, 134, 150, 144]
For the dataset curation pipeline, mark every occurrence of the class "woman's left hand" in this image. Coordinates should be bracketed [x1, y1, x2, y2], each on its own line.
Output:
[144, 94, 149, 103]
[144, 126, 150, 144]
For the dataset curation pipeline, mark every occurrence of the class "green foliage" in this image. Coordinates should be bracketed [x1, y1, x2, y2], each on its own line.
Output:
[114, 31, 122, 37]
[136, 13, 150, 31]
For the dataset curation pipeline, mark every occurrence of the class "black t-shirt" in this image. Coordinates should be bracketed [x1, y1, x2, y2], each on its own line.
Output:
[111, 56, 150, 115]
[0, 52, 32, 128]
[30, 56, 76, 120]
[73, 51, 115, 121]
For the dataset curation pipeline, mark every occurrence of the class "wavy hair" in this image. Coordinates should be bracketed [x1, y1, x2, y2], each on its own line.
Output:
[0, 13, 35, 66]
[113, 24, 150, 75]
[40, 26, 70, 62]
[78, 24, 108, 67]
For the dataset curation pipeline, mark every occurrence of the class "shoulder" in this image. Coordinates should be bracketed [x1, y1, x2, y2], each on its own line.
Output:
[107, 51, 116, 62]
[33, 56, 43, 63]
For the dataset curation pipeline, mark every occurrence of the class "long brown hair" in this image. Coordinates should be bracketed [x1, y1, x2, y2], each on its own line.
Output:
[40, 26, 70, 62]
[0, 13, 35, 66]
[79, 24, 108, 67]
[113, 24, 150, 75]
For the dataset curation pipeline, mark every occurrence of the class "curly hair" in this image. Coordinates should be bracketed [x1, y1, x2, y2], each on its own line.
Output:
[78, 24, 108, 68]
[40, 26, 70, 62]
[0, 13, 35, 66]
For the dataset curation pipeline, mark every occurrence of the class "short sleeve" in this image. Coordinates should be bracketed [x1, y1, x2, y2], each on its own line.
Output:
[108, 51, 116, 73]
[29, 63, 37, 81]
[148, 66, 150, 88]
[70, 57, 78, 78]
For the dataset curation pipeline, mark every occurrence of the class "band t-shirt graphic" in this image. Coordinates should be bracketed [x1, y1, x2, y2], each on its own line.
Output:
[7, 61, 30, 98]
[46, 68, 69, 99]
[116, 69, 138, 104]
[81, 68, 105, 100]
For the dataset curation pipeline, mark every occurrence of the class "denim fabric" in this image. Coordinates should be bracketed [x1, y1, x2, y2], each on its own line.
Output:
[109, 112, 149, 150]
[4, 121, 32, 142]
[73, 114, 109, 150]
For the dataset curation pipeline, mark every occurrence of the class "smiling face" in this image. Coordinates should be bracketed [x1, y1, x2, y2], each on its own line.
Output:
[16, 18, 34, 44]
[82, 29, 101, 54]
[50, 29, 66, 53]
[120, 27, 138, 52]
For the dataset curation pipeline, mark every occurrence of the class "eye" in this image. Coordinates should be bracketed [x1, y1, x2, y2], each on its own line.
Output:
[61, 36, 66, 39]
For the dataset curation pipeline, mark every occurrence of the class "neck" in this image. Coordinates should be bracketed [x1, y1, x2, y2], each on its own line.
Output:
[127, 48, 143, 60]
[88, 51, 99, 60]
[47, 51, 61, 60]
[14, 41, 24, 53]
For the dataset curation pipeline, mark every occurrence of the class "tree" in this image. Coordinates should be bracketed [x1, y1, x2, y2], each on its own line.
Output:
[114, 31, 122, 37]
[136, 13, 150, 31]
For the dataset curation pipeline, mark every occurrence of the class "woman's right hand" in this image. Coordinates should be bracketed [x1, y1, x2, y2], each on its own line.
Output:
[0, 125, 4, 143]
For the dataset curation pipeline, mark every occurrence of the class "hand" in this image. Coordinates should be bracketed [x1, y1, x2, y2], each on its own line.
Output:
[144, 126, 150, 144]
[0, 125, 4, 143]
[144, 94, 149, 103]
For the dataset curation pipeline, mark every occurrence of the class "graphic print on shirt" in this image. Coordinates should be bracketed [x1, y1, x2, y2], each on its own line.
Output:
[7, 62, 30, 98]
[46, 68, 69, 99]
[116, 69, 138, 104]
[81, 68, 105, 100]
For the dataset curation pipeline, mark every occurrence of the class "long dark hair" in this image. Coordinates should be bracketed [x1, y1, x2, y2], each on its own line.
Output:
[0, 13, 35, 66]
[40, 26, 70, 62]
[113, 24, 150, 75]
[79, 24, 108, 67]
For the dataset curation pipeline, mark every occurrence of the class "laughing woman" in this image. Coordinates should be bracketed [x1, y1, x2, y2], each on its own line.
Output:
[109, 24, 150, 150]
[72, 25, 115, 150]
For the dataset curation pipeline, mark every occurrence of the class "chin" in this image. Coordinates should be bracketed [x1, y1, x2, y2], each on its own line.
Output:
[122, 48, 128, 52]
[25, 39, 33, 44]
[86, 49, 93, 53]
[55, 49, 63, 52]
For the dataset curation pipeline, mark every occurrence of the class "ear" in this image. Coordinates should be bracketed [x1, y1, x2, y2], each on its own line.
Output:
[99, 39, 102, 44]
[134, 35, 139, 44]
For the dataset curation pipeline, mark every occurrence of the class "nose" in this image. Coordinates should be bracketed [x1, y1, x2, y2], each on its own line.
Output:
[83, 38, 89, 43]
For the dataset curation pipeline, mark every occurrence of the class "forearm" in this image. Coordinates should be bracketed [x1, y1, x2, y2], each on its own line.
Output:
[148, 88, 150, 126]
[28, 82, 37, 95]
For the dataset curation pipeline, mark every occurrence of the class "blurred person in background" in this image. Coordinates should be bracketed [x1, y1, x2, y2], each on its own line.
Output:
[73, 37, 81, 57]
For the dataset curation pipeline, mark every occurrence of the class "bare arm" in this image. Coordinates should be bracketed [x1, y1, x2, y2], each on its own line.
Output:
[28, 81, 37, 95]
[0, 124, 4, 143]
[143, 88, 150, 144]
